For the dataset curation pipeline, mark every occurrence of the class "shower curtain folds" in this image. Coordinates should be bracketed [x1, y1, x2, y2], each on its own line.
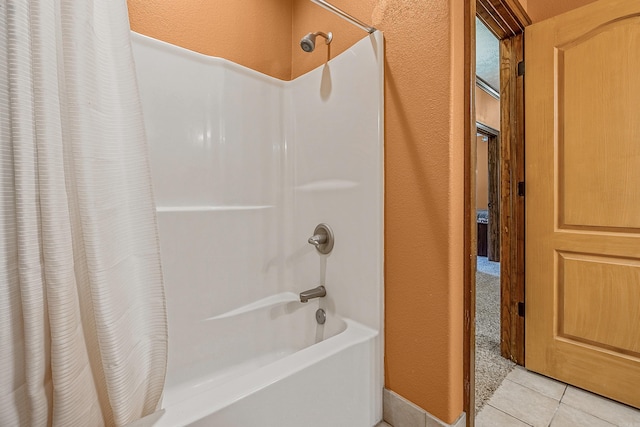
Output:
[0, 1, 168, 426]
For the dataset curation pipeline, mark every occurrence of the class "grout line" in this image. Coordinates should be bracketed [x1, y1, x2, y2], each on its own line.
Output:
[548, 385, 568, 426]
[558, 385, 568, 402]
[546, 400, 562, 427]
[486, 404, 535, 426]
[557, 388, 633, 426]
[503, 378, 553, 398]
[490, 377, 561, 426]
[559, 400, 621, 426]
[504, 374, 566, 402]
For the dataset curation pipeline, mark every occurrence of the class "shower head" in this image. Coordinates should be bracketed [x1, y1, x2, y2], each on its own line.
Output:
[300, 31, 333, 53]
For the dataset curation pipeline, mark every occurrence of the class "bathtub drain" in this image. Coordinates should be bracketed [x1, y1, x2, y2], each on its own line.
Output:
[315, 309, 326, 325]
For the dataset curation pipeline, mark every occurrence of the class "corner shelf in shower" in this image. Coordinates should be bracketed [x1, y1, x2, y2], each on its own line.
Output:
[294, 179, 359, 192]
[156, 205, 274, 213]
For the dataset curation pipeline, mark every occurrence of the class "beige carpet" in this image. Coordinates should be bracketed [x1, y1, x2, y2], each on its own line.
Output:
[475, 271, 515, 414]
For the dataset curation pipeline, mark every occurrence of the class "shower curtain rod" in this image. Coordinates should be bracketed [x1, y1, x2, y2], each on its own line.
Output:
[310, 0, 377, 34]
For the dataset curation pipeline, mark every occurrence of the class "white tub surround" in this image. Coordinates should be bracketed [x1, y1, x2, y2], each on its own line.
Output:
[132, 30, 383, 427]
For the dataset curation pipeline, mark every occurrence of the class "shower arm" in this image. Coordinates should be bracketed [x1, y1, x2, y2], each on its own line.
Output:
[310, 0, 377, 34]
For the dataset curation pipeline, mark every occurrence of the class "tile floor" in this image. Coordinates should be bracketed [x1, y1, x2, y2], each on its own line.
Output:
[376, 366, 640, 426]
[476, 366, 640, 427]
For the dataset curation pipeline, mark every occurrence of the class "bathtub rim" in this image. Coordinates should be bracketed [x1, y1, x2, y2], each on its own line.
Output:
[132, 318, 377, 427]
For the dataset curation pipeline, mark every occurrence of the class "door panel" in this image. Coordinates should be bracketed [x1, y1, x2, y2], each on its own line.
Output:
[559, 16, 640, 230]
[559, 252, 640, 356]
[525, 0, 640, 408]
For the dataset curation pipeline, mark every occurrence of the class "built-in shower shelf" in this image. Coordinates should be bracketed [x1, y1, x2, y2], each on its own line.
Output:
[156, 205, 273, 213]
[295, 179, 359, 192]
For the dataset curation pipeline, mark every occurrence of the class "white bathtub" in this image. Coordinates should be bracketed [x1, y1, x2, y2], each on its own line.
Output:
[132, 28, 384, 427]
[135, 298, 378, 426]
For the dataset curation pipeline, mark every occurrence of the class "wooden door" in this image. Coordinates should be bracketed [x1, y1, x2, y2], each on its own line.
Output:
[525, 0, 640, 408]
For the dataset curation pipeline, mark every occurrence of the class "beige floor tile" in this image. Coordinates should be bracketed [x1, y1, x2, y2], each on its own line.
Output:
[550, 403, 616, 427]
[562, 386, 640, 426]
[476, 405, 531, 427]
[375, 422, 393, 427]
[506, 367, 567, 401]
[488, 379, 559, 427]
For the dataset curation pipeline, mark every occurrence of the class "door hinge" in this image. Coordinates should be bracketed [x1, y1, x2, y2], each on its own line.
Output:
[517, 61, 525, 76]
[517, 181, 525, 196]
[517, 302, 525, 317]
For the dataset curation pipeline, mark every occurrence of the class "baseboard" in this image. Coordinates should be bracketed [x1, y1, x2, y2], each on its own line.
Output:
[383, 388, 466, 427]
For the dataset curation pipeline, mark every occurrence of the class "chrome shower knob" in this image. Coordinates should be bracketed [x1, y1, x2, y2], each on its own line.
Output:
[308, 223, 334, 254]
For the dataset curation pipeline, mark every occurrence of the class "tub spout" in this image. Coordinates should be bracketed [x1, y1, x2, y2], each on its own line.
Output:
[299, 285, 326, 303]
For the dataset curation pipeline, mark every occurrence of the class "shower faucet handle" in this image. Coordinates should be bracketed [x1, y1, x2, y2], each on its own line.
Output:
[308, 223, 334, 254]
[308, 234, 327, 246]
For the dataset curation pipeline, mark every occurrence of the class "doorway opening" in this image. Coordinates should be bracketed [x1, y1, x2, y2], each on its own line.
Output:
[474, 18, 514, 414]
[464, 1, 529, 426]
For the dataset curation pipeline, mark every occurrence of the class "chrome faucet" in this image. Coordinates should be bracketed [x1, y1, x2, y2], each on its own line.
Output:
[299, 285, 326, 303]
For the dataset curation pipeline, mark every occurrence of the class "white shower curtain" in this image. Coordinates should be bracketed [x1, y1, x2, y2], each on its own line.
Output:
[0, 1, 168, 426]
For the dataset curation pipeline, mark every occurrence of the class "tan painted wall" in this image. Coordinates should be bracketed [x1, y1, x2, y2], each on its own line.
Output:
[527, 0, 597, 22]
[127, 0, 293, 80]
[476, 87, 500, 131]
[129, 1, 465, 423]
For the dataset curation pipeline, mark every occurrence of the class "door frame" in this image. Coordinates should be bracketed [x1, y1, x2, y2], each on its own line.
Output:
[463, 1, 529, 424]
[476, 123, 500, 262]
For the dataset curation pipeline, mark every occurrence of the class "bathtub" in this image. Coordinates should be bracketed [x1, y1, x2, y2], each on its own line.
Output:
[135, 296, 378, 427]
